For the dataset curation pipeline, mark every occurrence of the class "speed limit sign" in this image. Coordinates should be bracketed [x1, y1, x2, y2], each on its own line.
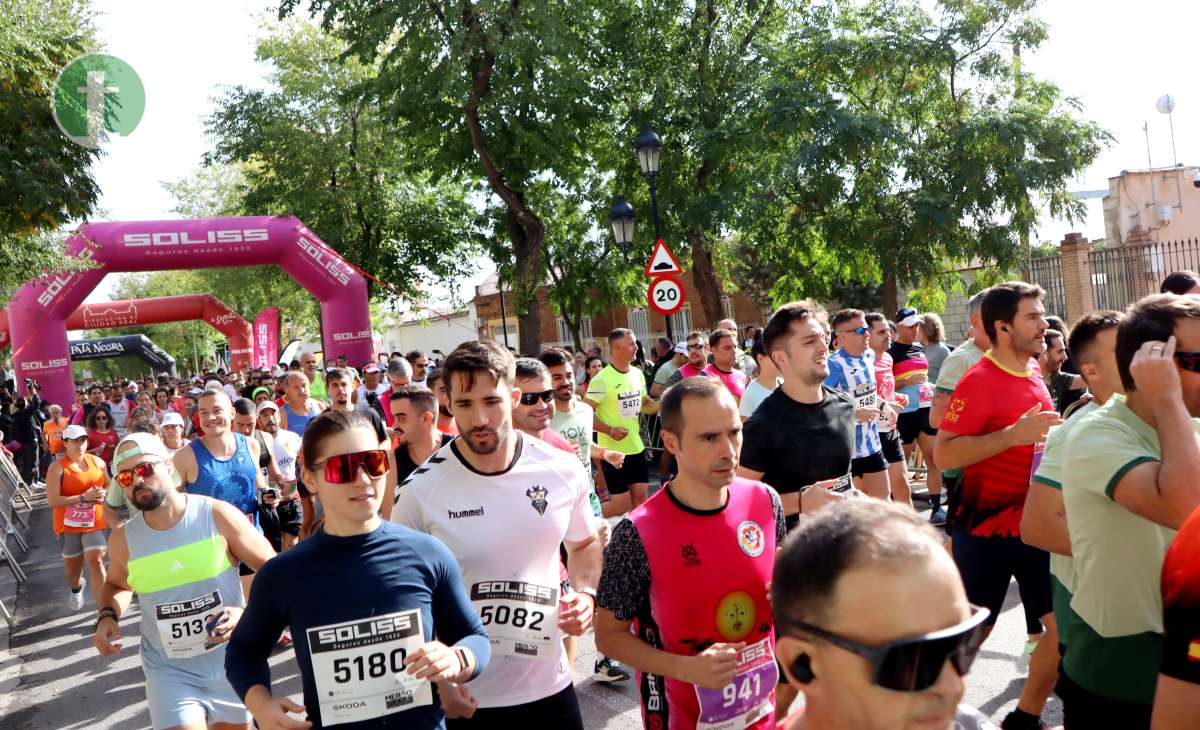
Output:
[648, 276, 686, 315]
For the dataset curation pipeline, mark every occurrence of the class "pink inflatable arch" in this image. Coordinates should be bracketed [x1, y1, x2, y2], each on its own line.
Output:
[9, 216, 372, 407]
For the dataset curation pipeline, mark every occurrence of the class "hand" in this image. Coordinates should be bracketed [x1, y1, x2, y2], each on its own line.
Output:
[1130, 337, 1181, 407]
[205, 606, 242, 645]
[609, 427, 630, 441]
[83, 486, 105, 502]
[439, 682, 478, 719]
[853, 405, 879, 423]
[895, 393, 909, 407]
[557, 591, 594, 636]
[910, 372, 927, 386]
[1006, 403, 1064, 446]
[405, 641, 464, 683]
[602, 450, 625, 467]
[247, 694, 311, 730]
[94, 616, 122, 655]
[597, 518, 611, 547]
[684, 642, 746, 690]
[800, 483, 846, 514]
[261, 490, 278, 507]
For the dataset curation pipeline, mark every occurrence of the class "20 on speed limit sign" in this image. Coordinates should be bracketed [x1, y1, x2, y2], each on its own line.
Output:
[648, 275, 686, 315]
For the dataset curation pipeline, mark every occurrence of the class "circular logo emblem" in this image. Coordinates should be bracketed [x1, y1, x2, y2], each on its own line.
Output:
[52, 53, 145, 149]
[737, 520, 765, 557]
[715, 590, 757, 641]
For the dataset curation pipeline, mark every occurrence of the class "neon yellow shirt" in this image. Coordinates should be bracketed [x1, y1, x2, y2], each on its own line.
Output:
[586, 364, 647, 454]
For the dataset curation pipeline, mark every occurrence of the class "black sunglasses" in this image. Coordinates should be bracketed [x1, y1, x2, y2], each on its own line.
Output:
[1175, 351, 1200, 373]
[519, 390, 554, 406]
[783, 605, 989, 692]
[686, 343, 705, 351]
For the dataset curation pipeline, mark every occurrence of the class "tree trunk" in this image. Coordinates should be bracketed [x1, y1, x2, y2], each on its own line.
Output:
[689, 228, 725, 326]
[505, 208, 544, 355]
[882, 259, 899, 315]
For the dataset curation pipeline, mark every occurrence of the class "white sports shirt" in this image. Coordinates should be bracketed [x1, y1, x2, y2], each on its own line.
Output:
[390, 433, 598, 707]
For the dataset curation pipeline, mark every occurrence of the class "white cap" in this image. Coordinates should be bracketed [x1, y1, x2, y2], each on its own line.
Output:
[363, 363, 380, 374]
[62, 424, 87, 440]
[113, 433, 171, 470]
[271, 366, 285, 377]
[256, 400, 279, 414]
[188, 387, 204, 396]
[673, 341, 688, 355]
[160, 412, 185, 427]
[204, 380, 222, 391]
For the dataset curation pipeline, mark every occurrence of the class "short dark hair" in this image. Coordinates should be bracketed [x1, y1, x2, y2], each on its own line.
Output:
[660, 376, 730, 436]
[515, 357, 549, 381]
[442, 339, 516, 398]
[538, 348, 572, 369]
[708, 328, 735, 348]
[981, 281, 1045, 342]
[1117, 293, 1200, 391]
[232, 398, 256, 417]
[405, 350, 426, 363]
[830, 309, 864, 332]
[1068, 310, 1122, 366]
[762, 301, 827, 355]
[864, 312, 886, 330]
[608, 328, 634, 344]
[1043, 329, 1063, 349]
[772, 500, 942, 629]
[325, 367, 351, 385]
[300, 409, 388, 470]
[426, 370, 443, 390]
[388, 385, 437, 416]
[686, 330, 704, 343]
[87, 385, 102, 395]
[1161, 270, 1200, 295]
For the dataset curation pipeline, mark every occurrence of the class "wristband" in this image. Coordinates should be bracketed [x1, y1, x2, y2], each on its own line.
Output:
[454, 647, 470, 678]
[95, 607, 118, 629]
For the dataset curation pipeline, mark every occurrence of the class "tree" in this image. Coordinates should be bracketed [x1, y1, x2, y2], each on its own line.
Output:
[736, 0, 1109, 312]
[205, 19, 482, 306]
[282, 0, 611, 355]
[0, 0, 101, 296]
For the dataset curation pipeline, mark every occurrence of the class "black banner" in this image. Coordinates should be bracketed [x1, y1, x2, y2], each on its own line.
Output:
[69, 335, 177, 375]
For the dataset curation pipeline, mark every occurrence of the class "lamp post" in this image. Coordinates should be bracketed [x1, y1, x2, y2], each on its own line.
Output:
[610, 127, 674, 342]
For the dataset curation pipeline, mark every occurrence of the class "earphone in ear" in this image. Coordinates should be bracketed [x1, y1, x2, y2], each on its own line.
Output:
[790, 654, 815, 684]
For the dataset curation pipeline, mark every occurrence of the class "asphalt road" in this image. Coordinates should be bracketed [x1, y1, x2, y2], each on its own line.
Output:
[0, 502, 1061, 729]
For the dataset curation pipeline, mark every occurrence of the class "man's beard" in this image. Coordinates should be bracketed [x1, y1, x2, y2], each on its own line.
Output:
[133, 485, 166, 511]
[463, 423, 507, 455]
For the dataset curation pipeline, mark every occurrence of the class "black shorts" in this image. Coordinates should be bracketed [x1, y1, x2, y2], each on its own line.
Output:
[239, 562, 255, 576]
[1056, 664, 1152, 730]
[600, 450, 649, 495]
[951, 526, 1051, 626]
[897, 408, 937, 444]
[851, 451, 888, 478]
[878, 429, 905, 464]
[446, 683, 582, 730]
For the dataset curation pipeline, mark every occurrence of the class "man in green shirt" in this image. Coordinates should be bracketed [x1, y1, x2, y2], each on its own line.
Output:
[649, 342, 687, 398]
[584, 328, 658, 517]
[299, 350, 327, 401]
[1057, 293, 1200, 728]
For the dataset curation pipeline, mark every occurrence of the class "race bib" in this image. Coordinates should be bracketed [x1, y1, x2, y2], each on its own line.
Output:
[852, 381, 877, 410]
[878, 402, 897, 431]
[470, 580, 557, 659]
[63, 502, 95, 528]
[918, 383, 934, 408]
[830, 473, 853, 493]
[617, 390, 642, 420]
[307, 610, 431, 726]
[1029, 441, 1045, 484]
[154, 591, 225, 660]
[694, 637, 778, 730]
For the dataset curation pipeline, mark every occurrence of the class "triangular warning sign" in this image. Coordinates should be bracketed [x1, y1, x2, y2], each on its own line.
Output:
[644, 239, 683, 277]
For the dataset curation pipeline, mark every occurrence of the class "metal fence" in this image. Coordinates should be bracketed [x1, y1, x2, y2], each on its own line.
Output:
[0, 449, 35, 626]
[1091, 237, 1200, 311]
[1025, 254, 1068, 320]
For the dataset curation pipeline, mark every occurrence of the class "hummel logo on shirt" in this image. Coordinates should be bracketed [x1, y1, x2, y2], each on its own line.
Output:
[448, 506, 485, 520]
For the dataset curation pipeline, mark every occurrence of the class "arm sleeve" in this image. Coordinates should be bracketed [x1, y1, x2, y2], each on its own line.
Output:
[390, 483, 425, 530]
[936, 371, 990, 436]
[225, 561, 287, 700]
[585, 376, 607, 402]
[769, 487, 787, 545]
[666, 369, 684, 387]
[1064, 420, 1157, 500]
[823, 360, 845, 391]
[934, 352, 969, 393]
[563, 467, 599, 542]
[427, 537, 491, 680]
[596, 519, 651, 622]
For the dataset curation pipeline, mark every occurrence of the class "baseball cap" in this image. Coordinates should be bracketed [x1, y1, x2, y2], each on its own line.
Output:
[161, 412, 185, 427]
[363, 363, 380, 374]
[673, 341, 688, 355]
[256, 400, 279, 414]
[251, 387, 270, 399]
[895, 308, 920, 327]
[188, 387, 204, 396]
[271, 366, 285, 377]
[113, 432, 170, 469]
[62, 424, 88, 440]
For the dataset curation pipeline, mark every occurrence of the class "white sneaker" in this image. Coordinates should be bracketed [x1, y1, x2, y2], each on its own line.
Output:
[68, 578, 86, 611]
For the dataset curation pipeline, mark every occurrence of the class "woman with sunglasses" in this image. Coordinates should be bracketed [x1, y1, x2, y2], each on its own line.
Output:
[772, 500, 994, 730]
[44, 424, 109, 611]
[85, 407, 119, 468]
[226, 409, 490, 730]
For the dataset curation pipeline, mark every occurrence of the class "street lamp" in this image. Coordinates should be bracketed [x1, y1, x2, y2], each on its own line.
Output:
[609, 197, 636, 264]
[634, 127, 664, 241]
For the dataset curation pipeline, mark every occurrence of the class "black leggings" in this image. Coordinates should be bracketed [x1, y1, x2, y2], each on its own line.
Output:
[445, 684, 582, 730]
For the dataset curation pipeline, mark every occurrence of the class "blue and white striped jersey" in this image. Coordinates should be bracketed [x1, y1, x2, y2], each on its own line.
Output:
[824, 348, 882, 458]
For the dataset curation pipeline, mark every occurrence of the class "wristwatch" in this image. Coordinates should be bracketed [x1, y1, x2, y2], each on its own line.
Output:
[577, 587, 598, 605]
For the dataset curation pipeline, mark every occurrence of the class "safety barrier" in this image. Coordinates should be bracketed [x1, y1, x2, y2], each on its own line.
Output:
[0, 449, 35, 626]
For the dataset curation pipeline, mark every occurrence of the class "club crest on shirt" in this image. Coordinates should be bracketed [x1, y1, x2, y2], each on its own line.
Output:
[526, 484, 549, 516]
[737, 520, 765, 557]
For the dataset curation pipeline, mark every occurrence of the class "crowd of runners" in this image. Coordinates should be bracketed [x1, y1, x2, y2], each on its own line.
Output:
[22, 272, 1200, 730]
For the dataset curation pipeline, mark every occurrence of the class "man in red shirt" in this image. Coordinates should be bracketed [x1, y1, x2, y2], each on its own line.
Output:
[670, 330, 710, 383]
[935, 281, 1063, 730]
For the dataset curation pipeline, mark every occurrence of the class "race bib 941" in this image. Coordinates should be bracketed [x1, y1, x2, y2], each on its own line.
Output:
[307, 609, 431, 726]
[470, 580, 557, 659]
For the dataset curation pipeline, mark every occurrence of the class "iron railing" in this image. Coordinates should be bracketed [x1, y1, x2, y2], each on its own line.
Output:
[1091, 237, 1200, 311]
[1025, 255, 1067, 320]
[0, 449, 35, 626]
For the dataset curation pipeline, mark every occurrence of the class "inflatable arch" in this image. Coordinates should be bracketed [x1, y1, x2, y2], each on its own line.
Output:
[9, 216, 371, 407]
[69, 334, 177, 376]
[0, 294, 253, 369]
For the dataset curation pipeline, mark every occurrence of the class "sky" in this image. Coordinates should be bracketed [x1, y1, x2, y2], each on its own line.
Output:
[80, 0, 1200, 304]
